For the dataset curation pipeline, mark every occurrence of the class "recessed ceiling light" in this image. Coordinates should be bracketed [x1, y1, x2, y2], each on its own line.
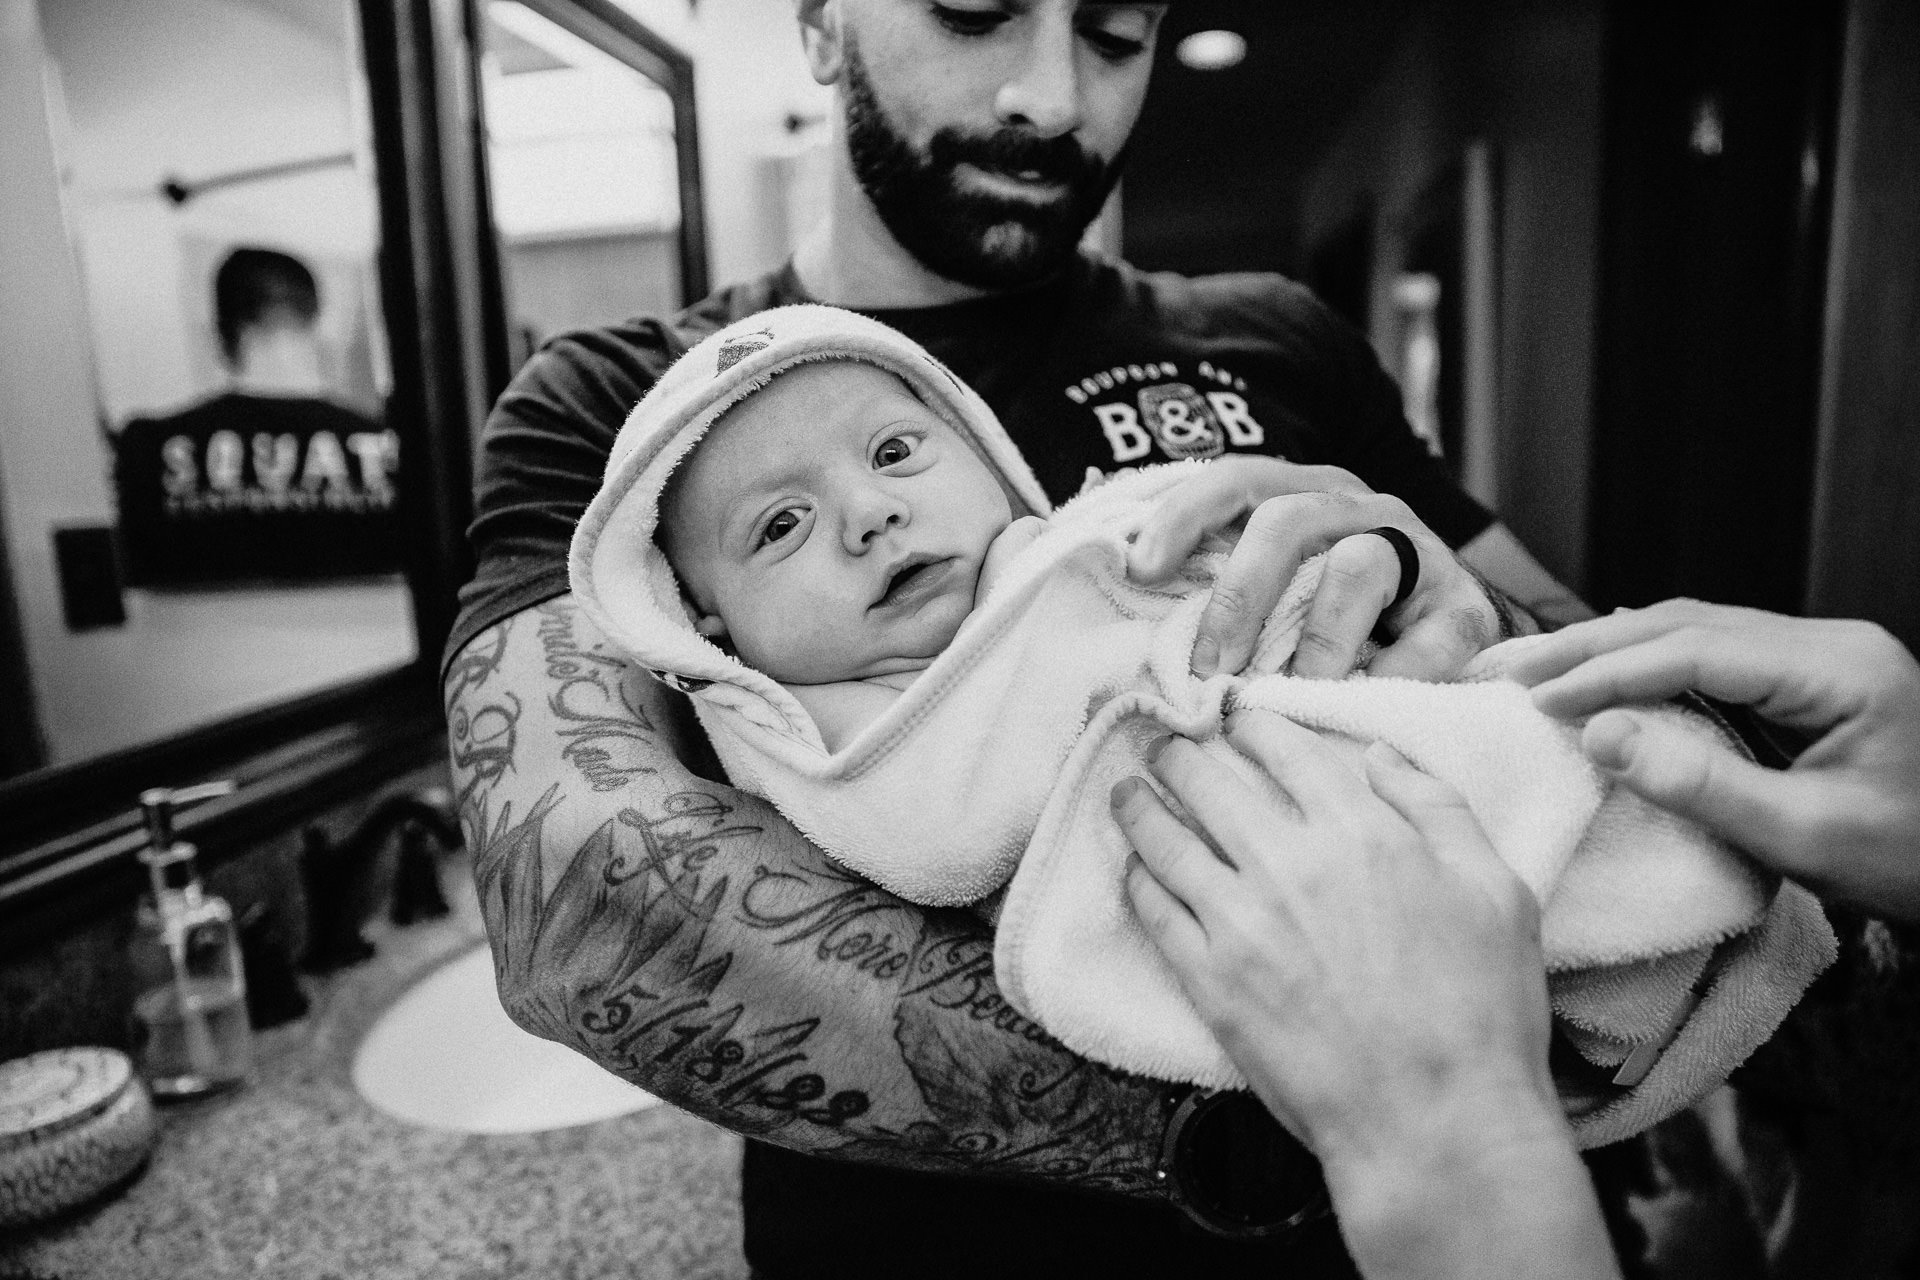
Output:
[1176, 30, 1246, 72]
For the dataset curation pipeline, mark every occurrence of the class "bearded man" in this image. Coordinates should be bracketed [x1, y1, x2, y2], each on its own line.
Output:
[445, 3, 1586, 1276]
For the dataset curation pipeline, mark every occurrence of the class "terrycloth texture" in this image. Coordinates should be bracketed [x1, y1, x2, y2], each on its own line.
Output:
[570, 305, 1836, 1147]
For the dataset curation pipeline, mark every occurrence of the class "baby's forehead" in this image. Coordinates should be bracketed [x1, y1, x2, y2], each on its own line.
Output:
[723, 357, 915, 420]
[700, 358, 924, 458]
[666, 359, 923, 512]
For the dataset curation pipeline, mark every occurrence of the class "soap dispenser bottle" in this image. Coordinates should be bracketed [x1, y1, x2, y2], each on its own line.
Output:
[128, 782, 253, 1097]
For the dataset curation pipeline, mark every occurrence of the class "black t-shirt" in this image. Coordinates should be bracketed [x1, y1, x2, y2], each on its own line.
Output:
[449, 252, 1494, 1279]
[115, 392, 401, 586]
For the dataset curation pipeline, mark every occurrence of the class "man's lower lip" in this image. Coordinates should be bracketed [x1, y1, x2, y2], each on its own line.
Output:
[956, 164, 1068, 199]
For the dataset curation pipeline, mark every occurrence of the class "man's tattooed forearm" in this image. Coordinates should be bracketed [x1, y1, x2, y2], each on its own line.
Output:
[534, 598, 659, 791]
[739, 862, 916, 982]
[608, 792, 766, 894]
[447, 622, 521, 818]
[445, 616, 511, 715]
[474, 749, 1166, 1194]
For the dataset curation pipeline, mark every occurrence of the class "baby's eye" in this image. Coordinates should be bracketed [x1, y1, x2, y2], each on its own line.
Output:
[760, 508, 803, 547]
[873, 436, 916, 468]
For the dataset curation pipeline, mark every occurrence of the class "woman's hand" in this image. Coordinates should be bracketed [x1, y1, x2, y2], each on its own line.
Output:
[1114, 710, 1618, 1279]
[1125, 457, 1505, 683]
[1511, 600, 1920, 921]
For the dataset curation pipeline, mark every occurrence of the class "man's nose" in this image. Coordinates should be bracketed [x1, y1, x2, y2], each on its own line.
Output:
[842, 486, 910, 552]
[993, 11, 1083, 138]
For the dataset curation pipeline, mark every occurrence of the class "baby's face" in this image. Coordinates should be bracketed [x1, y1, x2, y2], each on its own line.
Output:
[663, 361, 1013, 684]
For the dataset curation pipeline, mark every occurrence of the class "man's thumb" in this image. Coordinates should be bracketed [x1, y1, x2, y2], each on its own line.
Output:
[1582, 709, 1802, 863]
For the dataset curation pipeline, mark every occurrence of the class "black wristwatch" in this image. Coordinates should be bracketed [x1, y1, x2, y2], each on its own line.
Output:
[1156, 1087, 1331, 1238]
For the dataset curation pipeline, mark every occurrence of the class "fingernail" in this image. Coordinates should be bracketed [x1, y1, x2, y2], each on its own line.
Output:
[1111, 776, 1146, 808]
[1192, 637, 1219, 677]
[1365, 739, 1408, 768]
[1146, 734, 1174, 763]
[1583, 713, 1639, 772]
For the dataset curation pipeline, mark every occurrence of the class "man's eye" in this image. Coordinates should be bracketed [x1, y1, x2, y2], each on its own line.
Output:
[873, 436, 916, 468]
[1080, 27, 1146, 61]
[930, 4, 1007, 37]
[760, 509, 803, 546]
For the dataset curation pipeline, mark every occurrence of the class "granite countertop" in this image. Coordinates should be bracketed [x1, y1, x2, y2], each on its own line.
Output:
[0, 858, 747, 1280]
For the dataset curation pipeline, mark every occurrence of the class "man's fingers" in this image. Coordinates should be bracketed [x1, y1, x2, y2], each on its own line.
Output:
[1581, 709, 1820, 868]
[1128, 459, 1370, 583]
[1364, 602, 1494, 683]
[1224, 709, 1374, 818]
[1124, 853, 1211, 971]
[1191, 495, 1360, 674]
[1110, 773, 1235, 907]
[1285, 531, 1402, 679]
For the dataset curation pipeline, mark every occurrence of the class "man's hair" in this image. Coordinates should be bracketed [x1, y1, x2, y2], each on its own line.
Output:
[214, 247, 320, 363]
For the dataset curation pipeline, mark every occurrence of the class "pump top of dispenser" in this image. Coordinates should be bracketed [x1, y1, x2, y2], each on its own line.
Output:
[138, 781, 236, 863]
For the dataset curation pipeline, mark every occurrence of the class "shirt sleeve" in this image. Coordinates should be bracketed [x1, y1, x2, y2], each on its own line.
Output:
[1254, 278, 1496, 550]
[442, 318, 682, 673]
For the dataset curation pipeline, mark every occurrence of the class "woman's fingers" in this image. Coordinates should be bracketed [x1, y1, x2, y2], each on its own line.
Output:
[1580, 708, 1831, 875]
[1123, 852, 1211, 971]
[1222, 709, 1376, 818]
[1110, 772, 1235, 907]
[1362, 742, 1529, 909]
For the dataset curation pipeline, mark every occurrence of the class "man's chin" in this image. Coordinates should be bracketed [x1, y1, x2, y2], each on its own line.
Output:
[919, 221, 1080, 291]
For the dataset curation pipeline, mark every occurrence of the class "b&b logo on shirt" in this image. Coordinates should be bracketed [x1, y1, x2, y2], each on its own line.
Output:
[1089, 381, 1266, 463]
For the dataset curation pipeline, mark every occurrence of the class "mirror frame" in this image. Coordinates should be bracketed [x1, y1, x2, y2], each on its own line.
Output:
[465, 0, 707, 404]
[0, 0, 486, 956]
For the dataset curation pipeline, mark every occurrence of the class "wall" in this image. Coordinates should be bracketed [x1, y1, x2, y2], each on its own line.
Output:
[1294, 0, 1605, 593]
[679, 0, 832, 286]
[1807, 0, 1920, 649]
[0, 0, 415, 768]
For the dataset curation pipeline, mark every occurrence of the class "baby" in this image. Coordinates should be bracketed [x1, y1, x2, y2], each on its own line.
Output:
[569, 304, 1829, 1148]
[657, 353, 1047, 750]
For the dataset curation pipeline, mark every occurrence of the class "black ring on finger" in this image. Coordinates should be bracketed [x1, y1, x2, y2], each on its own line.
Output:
[1364, 526, 1420, 610]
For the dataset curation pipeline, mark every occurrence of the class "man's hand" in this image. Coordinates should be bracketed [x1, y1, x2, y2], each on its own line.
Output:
[1510, 600, 1920, 921]
[1125, 457, 1503, 683]
[1113, 711, 1618, 1280]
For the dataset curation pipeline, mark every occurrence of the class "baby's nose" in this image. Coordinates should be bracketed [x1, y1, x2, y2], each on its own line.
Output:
[844, 489, 910, 550]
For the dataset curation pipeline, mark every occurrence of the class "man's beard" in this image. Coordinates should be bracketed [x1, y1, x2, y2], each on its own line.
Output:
[841, 39, 1123, 291]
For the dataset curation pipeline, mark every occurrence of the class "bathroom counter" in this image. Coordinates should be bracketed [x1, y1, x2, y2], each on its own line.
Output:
[0, 865, 747, 1279]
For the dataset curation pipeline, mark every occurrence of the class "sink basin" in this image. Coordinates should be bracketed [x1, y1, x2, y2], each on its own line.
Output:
[352, 945, 662, 1134]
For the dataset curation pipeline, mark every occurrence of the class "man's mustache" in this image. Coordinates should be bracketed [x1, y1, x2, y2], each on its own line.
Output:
[926, 127, 1108, 191]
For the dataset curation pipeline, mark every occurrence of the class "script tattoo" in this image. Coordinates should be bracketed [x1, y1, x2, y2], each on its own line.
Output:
[454, 598, 1170, 1198]
[446, 620, 519, 818]
[535, 598, 658, 792]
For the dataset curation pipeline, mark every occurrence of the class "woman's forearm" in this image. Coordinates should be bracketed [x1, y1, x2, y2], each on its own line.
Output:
[445, 594, 1176, 1194]
[1323, 1095, 1621, 1280]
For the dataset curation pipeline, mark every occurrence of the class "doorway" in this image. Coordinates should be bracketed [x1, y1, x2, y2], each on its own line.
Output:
[1587, 0, 1842, 613]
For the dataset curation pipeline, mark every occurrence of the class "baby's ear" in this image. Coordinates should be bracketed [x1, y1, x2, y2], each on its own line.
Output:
[693, 613, 728, 641]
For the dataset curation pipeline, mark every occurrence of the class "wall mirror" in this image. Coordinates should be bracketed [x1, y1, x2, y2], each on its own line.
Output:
[469, 0, 707, 399]
[0, 0, 705, 941]
[1, 0, 415, 782]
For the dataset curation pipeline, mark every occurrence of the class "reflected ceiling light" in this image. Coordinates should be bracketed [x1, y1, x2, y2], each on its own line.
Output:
[1176, 30, 1247, 71]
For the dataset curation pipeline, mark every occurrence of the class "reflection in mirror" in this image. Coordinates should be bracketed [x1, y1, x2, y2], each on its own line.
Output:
[2, 0, 416, 776]
[478, 0, 684, 374]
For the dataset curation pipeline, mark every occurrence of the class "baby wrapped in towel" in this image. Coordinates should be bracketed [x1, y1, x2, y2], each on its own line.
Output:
[569, 305, 1835, 1148]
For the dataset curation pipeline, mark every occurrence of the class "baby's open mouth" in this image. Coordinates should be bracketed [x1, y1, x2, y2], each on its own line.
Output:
[877, 557, 944, 609]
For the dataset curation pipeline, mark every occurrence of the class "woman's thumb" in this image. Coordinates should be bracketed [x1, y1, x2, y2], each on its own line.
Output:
[1582, 709, 1806, 867]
